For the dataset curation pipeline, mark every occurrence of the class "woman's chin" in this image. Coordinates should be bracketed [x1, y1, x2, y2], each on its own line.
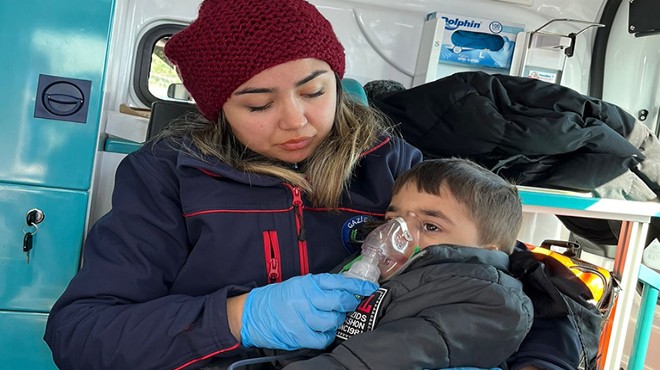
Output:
[276, 148, 314, 164]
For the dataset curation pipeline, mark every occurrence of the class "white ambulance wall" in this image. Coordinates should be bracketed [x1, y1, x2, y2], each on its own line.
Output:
[308, 0, 605, 94]
[104, 0, 200, 113]
[602, 1, 660, 135]
[602, 7, 660, 365]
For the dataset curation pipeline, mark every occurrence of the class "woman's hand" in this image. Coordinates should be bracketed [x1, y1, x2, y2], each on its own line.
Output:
[237, 273, 377, 350]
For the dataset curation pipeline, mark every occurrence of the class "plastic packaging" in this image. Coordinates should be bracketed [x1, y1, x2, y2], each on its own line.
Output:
[642, 238, 660, 272]
[343, 216, 422, 283]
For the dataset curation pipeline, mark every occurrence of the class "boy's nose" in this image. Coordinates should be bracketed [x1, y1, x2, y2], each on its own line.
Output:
[398, 212, 423, 240]
[401, 212, 420, 223]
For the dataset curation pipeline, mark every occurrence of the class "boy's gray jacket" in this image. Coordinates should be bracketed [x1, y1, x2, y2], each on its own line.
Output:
[285, 245, 534, 370]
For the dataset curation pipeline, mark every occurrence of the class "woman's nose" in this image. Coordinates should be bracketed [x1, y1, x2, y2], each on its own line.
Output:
[278, 97, 307, 130]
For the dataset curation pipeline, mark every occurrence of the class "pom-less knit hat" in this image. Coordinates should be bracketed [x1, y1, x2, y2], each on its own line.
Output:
[164, 0, 346, 123]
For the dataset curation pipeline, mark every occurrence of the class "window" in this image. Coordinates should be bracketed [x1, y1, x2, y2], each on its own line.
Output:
[133, 24, 190, 106]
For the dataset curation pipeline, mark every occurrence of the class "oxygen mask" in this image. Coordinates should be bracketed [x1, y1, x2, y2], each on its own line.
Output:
[343, 216, 422, 283]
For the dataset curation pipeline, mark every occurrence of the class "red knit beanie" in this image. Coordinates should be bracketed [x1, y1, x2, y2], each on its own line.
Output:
[164, 0, 345, 123]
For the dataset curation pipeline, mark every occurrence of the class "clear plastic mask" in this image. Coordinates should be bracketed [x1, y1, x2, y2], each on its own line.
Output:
[344, 215, 422, 282]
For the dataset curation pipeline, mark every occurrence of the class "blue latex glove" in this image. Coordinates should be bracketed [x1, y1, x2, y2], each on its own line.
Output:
[241, 273, 378, 350]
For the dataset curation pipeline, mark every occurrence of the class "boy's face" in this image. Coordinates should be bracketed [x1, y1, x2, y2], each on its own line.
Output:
[385, 182, 489, 250]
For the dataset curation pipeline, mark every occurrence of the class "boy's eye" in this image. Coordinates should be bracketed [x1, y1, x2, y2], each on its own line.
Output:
[423, 223, 440, 232]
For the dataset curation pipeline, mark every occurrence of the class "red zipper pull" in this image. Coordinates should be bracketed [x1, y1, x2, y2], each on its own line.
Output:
[292, 187, 305, 241]
[289, 185, 309, 275]
[292, 187, 303, 205]
[268, 258, 280, 283]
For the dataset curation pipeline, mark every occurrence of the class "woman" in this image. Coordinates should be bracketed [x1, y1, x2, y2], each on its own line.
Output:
[44, 0, 422, 369]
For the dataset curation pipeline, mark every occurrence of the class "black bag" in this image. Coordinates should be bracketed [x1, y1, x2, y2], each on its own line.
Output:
[510, 241, 618, 369]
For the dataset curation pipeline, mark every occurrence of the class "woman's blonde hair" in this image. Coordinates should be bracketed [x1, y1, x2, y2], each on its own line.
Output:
[158, 75, 391, 209]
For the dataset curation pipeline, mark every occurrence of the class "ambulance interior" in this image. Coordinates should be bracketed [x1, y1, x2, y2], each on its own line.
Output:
[96, 0, 660, 367]
[2, 0, 660, 368]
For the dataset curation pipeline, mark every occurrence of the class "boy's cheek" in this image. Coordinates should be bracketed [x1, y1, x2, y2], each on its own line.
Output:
[378, 252, 415, 279]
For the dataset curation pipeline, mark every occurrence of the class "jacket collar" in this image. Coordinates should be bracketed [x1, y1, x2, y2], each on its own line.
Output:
[175, 139, 283, 186]
[382, 244, 511, 283]
[174, 136, 392, 186]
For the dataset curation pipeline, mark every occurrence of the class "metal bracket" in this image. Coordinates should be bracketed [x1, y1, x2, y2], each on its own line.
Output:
[528, 18, 605, 57]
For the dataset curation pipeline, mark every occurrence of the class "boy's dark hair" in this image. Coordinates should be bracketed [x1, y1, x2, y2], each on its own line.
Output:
[392, 158, 522, 253]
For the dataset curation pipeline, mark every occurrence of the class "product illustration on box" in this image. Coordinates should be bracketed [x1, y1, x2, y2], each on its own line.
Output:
[413, 12, 524, 86]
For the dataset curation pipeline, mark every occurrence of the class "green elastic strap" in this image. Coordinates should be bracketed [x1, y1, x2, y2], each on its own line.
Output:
[340, 246, 423, 273]
[340, 255, 362, 273]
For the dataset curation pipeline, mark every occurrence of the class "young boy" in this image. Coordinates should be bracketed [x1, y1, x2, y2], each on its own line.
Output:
[284, 158, 534, 370]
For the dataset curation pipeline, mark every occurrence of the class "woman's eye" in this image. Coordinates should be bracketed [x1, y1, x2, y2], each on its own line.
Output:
[304, 89, 325, 98]
[248, 103, 272, 112]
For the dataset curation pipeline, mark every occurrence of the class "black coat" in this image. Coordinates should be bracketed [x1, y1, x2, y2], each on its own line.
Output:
[374, 71, 660, 198]
[284, 245, 534, 370]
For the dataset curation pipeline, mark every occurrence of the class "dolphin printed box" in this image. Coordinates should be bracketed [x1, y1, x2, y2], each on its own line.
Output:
[425, 12, 524, 70]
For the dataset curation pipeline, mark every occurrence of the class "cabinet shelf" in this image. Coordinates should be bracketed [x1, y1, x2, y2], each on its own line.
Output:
[518, 185, 659, 369]
[519, 186, 660, 222]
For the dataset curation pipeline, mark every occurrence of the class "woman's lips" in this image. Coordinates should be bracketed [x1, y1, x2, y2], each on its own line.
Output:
[280, 137, 312, 150]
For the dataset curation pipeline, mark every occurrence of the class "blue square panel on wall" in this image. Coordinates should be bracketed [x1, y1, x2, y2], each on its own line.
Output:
[34, 74, 92, 124]
[0, 0, 115, 190]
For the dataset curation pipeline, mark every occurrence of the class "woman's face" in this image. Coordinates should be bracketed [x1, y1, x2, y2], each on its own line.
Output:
[222, 58, 337, 163]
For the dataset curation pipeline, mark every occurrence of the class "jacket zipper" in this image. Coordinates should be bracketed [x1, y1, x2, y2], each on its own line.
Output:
[262, 231, 282, 283]
[291, 186, 309, 275]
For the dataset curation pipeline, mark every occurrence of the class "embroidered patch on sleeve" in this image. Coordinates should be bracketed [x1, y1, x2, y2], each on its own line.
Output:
[335, 287, 389, 341]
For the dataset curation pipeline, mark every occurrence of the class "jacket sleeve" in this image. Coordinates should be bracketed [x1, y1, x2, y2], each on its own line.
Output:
[285, 262, 534, 370]
[44, 146, 245, 370]
[507, 317, 581, 370]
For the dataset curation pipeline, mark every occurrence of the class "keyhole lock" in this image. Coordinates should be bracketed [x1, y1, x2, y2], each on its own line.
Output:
[23, 209, 45, 264]
[26, 209, 45, 226]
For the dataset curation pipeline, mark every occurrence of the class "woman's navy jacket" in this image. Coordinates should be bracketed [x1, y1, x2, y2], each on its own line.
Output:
[44, 135, 422, 370]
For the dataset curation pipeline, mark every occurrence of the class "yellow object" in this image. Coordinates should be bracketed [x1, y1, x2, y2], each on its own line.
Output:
[528, 244, 615, 311]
